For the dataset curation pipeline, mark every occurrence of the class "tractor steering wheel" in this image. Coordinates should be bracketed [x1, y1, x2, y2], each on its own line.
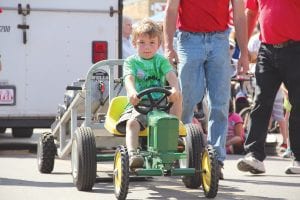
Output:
[134, 87, 173, 115]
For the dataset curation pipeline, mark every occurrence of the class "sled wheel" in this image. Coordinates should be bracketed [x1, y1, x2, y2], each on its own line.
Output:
[113, 145, 129, 200]
[37, 132, 57, 173]
[201, 145, 219, 198]
[71, 127, 96, 191]
[182, 123, 205, 188]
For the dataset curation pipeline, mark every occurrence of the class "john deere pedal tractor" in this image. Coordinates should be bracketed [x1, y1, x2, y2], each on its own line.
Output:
[104, 87, 219, 200]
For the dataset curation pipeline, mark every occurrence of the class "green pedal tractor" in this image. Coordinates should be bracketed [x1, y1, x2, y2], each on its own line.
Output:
[105, 87, 219, 199]
[36, 59, 219, 200]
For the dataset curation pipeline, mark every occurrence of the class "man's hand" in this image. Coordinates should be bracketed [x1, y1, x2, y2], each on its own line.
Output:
[165, 48, 179, 69]
[237, 53, 249, 75]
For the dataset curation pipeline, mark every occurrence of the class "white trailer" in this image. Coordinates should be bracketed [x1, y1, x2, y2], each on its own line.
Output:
[0, 0, 123, 137]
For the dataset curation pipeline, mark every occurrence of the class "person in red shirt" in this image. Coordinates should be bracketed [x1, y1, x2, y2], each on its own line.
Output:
[237, 0, 300, 174]
[164, 0, 249, 180]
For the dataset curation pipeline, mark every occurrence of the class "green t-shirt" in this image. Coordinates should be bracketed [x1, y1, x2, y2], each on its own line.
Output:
[123, 53, 173, 106]
[124, 53, 173, 92]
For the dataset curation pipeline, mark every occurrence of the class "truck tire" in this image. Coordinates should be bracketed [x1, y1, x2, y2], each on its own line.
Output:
[0, 128, 6, 133]
[71, 127, 96, 191]
[182, 123, 205, 189]
[37, 132, 57, 173]
[12, 127, 33, 138]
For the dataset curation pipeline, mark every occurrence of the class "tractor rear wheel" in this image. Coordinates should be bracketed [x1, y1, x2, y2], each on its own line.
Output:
[182, 123, 205, 188]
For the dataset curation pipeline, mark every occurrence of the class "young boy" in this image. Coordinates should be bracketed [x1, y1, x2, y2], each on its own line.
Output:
[116, 19, 182, 169]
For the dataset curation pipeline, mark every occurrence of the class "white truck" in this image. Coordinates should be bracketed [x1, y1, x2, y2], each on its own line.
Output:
[0, 0, 123, 137]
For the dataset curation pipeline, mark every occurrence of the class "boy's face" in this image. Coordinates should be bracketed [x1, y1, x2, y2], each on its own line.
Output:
[135, 34, 160, 59]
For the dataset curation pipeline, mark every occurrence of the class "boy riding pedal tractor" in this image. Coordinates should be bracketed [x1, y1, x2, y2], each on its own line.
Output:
[116, 19, 182, 169]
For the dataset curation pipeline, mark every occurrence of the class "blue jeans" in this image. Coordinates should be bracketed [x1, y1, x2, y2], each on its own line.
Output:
[245, 41, 300, 161]
[177, 30, 231, 163]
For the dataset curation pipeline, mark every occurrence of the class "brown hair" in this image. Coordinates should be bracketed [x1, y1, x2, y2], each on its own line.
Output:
[131, 18, 162, 46]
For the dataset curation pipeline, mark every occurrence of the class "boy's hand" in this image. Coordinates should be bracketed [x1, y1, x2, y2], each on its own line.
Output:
[128, 91, 140, 106]
[168, 87, 180, 103]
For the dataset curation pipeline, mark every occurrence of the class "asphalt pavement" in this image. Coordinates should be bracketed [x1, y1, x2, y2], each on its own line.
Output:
[0, 129, 299, 200]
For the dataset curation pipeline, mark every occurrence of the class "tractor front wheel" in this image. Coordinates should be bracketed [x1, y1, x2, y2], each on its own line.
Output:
[201, 145, 219, 198]
[113, 145, 129, 200]
[182, 123, 205, 188]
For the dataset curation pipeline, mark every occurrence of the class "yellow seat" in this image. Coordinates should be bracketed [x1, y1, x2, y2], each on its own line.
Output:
[104, 96, 186, 137]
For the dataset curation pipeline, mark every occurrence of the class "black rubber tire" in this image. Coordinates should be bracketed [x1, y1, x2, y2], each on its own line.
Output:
[71, 127, 96, 191]
[12, 127, 33, 138]
[0, 128, 6, 133]
[201, 145, 219, 198]
[113, 145, 129, 200]
[182, 123, 205, 189]
[37, 132, 57, 174]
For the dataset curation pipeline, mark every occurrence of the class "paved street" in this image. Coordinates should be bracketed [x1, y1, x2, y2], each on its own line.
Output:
[0, 130, 299, 200]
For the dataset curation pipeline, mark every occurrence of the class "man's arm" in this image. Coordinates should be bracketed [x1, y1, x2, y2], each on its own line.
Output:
[232, 0, 249, 74]
[246, 8, 259, 40]
[163, 0, 180, 67]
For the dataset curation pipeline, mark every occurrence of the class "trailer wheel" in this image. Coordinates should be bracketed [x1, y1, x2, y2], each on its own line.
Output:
[12, 127, 33, 138]
[182, 123, 204, 189]
[113, 145, 129, 200]
[201, 145, 219, 198]
[37, 132, 57, 173]
[71, 127, 96, 191]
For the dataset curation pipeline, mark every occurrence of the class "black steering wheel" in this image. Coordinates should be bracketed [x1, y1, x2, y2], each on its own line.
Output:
[134, 87, 173, 115]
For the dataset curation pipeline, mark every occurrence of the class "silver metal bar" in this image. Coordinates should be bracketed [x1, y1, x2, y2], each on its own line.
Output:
[1, 6, 118, 14]
[57, 139, 72, 159]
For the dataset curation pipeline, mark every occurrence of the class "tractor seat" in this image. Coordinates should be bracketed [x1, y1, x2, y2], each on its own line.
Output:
[104, 96, 186, 137]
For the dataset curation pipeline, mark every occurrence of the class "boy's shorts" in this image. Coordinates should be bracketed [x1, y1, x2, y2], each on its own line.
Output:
[116, 107, 147, 134]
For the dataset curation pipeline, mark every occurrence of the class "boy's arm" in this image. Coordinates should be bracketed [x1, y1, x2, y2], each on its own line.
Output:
[165, 71, 181, 102]
[124, 75, 140, 106]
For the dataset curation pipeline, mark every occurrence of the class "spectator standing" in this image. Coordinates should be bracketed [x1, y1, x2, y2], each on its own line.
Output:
[237, 0, 300, 174]
[163, 0, 249, 179]
[248, 32, 288, 150]
[122, 16, 135, 58]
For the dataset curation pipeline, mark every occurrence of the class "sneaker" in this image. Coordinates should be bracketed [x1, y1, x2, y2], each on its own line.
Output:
[285, 160, 300, 174]
[281, 148, 292, 158]
[237, 154, 266, 174]
[129, 151, 144, 169]
[279, 143, 288, 152]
